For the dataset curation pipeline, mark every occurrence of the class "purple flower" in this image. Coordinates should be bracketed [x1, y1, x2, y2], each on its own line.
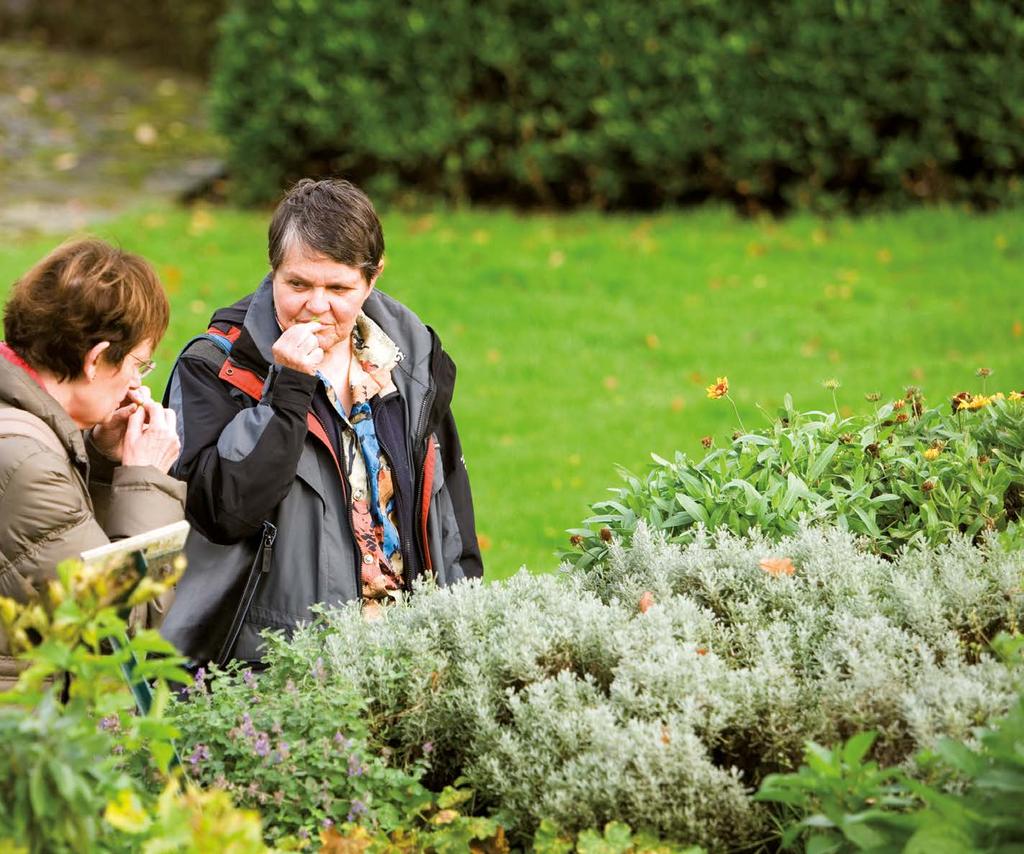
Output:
[277, 740, 290, 759]
[188, 743, 211, 767]
[333, 731, 350, 750]
[422, 741, 434, 755]
[322, 818, 334, 829]
[285, 678, 296, 693]
[347, 799, 368, 822]
[273, 790, 285, 805]
[254, 732, 271, 757]
[192, 667, 207, 695]
[242, 668, 255, 686]
[347, 753, 364, 777]
[297, 828, 309, 840]
[99, 714, 120, 732]
[240, 713, 256, 738]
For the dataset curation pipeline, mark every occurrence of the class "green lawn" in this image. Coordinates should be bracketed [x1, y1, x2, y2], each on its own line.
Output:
[1, 205, 1021, 577]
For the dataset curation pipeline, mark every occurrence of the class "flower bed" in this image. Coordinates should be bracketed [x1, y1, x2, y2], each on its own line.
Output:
[168, 524, 1024, 850]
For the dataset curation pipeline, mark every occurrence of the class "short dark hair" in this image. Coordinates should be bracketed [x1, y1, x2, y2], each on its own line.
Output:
[3, 238, 169, 381]
[268, 178, 385, 283]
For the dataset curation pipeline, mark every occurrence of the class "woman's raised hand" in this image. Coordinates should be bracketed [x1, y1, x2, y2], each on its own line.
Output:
[272, 321, 325, 375]
[121, 394, 180, 473]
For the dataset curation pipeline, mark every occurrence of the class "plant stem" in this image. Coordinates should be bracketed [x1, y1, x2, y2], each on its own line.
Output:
[726, 394, 747, 434]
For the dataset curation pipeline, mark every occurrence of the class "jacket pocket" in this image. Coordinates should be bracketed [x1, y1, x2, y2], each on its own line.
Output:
[0, 561, 37, 604]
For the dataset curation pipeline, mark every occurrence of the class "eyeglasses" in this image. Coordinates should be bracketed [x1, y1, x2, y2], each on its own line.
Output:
[128, 352, 156, 379]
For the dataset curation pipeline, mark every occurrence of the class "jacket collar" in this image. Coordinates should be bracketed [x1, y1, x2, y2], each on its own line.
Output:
[0, 344, 88, 462]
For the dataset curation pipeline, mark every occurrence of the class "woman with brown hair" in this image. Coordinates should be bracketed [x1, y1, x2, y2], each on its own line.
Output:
[0, 238, 184, 631]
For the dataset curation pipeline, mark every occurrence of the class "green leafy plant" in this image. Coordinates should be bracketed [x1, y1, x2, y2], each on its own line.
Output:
[0, 558, 272, 853]
[568, 388, 1024, 568]
[168, 626, 457, 846]
[533, 818, 704, 853]
[756, 633, 1024, 852]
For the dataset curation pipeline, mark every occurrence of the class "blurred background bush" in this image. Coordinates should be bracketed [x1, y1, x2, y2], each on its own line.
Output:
[207, 0, 1024, 210]
[0, 0, 225, 74]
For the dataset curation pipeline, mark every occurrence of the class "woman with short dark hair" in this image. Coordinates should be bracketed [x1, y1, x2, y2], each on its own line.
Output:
[0, 238, 184, 610]
[162, 178, 482, 666]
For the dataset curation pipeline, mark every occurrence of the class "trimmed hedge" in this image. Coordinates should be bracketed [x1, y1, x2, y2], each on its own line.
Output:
[212, 0, 1024, 209]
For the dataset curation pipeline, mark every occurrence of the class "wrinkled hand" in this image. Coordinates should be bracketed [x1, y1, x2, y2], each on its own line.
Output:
[91, 387, 151, 462]
[121, 396, 180, 474]
[272, 321, 324, 375]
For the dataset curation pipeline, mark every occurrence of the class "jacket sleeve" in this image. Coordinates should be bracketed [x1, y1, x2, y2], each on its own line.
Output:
[434, 404, 483, 580]
[165, 351, 318, 544]
[86, 438, 185, 539]
[0, 443, 121, 600]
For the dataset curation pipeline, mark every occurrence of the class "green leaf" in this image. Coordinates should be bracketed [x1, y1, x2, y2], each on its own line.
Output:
[842, 731, 877, 767]
[675, 492, 710, 526]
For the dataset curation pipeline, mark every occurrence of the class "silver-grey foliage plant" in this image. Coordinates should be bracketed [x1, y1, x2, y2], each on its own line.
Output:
[289, 523, 1023, 850]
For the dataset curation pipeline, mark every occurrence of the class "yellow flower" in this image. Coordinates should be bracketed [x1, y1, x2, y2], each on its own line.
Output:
[1010, 391, 1023, 401]
[923, 448, 940, 461]
[706, 376, 729, 399]
[967, 395, 992, 410]
[104, 790, 151, 834]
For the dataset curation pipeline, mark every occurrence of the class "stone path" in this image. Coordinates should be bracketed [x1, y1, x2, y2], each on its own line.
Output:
[0, 41, 224, 238]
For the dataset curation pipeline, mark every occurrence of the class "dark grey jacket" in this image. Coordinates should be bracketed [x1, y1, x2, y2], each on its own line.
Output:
[161, 277, 482, 662]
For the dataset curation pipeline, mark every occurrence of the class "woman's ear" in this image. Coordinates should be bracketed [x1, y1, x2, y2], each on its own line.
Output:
[368, 258, 385, 290]
[82, 341, 111, 381]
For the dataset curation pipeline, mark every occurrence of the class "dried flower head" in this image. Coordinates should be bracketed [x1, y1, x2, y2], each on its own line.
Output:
[701, 435, 713, 449]
[569, 534, 584, 548]
[865, 392, 881, 402]
[822, 378, 840, 390]
[895, 412, 909, 423]
[976, 367, 992, 378]
[892, 399, 906, 411]
[922, 480, 936, 493]
[599, 527, 613, 543]
[951, 391, 972, 413]
[706, 376, 729, 399]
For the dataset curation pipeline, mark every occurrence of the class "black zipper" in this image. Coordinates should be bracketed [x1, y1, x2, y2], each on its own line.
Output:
[259, 521, 277, 571]
[410, 381, 437, 584]
[372, 395, 423, 588]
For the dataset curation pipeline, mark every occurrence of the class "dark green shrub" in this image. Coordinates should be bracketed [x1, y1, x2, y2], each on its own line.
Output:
[567, 389, 1024, 568]
[211, 0, 1024, 209]
[0, 1, 225, 74]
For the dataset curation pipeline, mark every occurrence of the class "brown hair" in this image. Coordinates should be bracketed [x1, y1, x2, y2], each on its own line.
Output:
[268, 178, 384, 283]
[3, 238, 169, 381]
